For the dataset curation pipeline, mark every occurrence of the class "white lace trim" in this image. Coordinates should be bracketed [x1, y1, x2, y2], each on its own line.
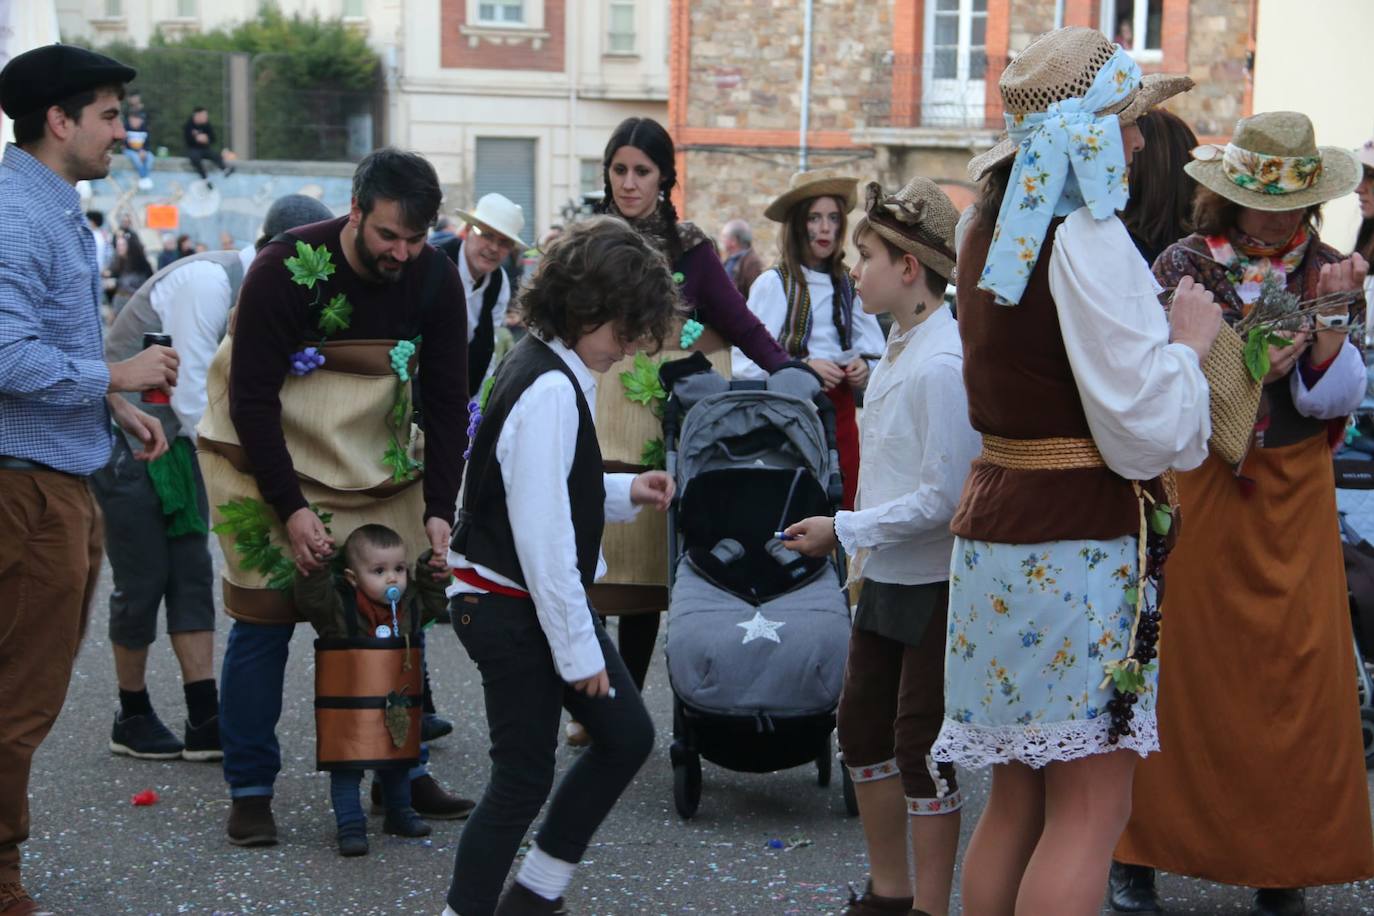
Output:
[930, 712, 1158, 770]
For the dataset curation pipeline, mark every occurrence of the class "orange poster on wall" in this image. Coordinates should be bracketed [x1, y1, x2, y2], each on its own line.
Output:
[145, 204, 179, 230]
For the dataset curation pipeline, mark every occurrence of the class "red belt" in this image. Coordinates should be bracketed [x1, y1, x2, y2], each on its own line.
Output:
[451, 566, 530, 599]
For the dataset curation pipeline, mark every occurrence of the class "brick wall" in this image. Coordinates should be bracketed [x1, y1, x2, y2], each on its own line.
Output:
[439, 0, 565, 71]
[1166, 0, 1251, 138]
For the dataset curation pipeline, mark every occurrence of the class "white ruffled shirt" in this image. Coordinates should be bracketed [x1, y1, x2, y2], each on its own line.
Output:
[447, 337, 639, 682]
[833, 305, 981, 585]
[1047, 208, 1212, 478]
[731, 264, 886, 380]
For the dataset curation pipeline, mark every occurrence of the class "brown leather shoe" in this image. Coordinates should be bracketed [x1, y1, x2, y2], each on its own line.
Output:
[839, 881, 913, 915]
[226, 795, 278, 847]
[0, 881, 53, 915]
[372, 773, 475, 820]
[494, 882, 567, 915]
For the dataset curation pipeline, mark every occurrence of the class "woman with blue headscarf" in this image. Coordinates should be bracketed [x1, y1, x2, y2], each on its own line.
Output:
[928, 28, 1222, 914]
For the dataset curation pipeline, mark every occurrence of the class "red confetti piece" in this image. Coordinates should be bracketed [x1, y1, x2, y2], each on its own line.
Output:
[131, 789, 159, 806]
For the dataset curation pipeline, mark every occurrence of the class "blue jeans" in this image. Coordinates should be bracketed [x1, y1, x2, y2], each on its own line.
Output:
[331, 767, 409, 828]
[219, 620, 430, 798]
[122, 148, 152, 179]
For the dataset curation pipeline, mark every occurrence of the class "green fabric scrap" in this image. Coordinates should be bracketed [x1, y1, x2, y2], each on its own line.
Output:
[145, 438, 209, 538]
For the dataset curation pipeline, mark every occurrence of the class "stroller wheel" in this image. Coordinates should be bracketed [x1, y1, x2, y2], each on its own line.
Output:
[841, 764, 860, 817]
[673, 751, 702, 819]
[816, 734, 833, 788]
[1361, 709, 1374, 770]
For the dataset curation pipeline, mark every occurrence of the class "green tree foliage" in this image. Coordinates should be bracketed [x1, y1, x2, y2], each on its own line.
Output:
[100, 3, 380, 161]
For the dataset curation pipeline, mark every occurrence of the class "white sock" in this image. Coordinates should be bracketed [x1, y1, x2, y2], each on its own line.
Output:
[516, 843, 577, 901]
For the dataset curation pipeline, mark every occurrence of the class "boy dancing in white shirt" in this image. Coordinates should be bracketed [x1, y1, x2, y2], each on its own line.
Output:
[785, 179, 979, 916]
[443, 216, 678, 916]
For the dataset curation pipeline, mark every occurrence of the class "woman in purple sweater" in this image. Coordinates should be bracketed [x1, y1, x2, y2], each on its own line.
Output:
[580, 117, 792, 726]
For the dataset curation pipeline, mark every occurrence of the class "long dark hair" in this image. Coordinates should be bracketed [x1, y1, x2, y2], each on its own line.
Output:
[1121, 110, 1198, 261]
[116, 229, 152, 278]
[596, 117, 685, 261]
[778, 194, 852, 348]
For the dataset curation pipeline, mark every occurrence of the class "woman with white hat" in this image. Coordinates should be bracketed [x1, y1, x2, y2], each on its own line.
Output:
[1114, 111, 1374, 916]
[733, 170, 886, 510]
[928, 27, 1222, 914]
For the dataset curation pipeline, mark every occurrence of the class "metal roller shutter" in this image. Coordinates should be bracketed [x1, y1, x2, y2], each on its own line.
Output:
[474, 138, 536, 231]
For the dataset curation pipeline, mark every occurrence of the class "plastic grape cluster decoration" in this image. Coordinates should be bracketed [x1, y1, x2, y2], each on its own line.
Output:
[463, 399, 482, 461]
[289, 346, 325, 376]
[389, 339, 417, 382]
[679, 318, 705, 350]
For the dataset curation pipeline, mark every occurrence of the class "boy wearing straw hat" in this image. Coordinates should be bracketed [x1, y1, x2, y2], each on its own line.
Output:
[783, 179, 979, 916]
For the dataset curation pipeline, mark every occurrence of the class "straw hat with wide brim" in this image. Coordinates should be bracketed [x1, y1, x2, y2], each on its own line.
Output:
[967, 27, 1193, 183]
[1183, 111, 1362, 212]
[764, 169, 860, 223]
[859, 179, 959, 281]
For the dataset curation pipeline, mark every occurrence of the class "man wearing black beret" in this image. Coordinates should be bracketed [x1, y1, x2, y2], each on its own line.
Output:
[0, 44, 181, 916]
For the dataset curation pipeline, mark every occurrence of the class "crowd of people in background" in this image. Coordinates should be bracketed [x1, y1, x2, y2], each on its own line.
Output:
[2, 25, 1374, 916]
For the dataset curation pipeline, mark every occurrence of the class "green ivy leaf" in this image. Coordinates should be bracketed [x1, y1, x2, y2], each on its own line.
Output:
[284, 240, 336, 290]
[1110, 664, 1146, 695]
[211, 498, 294, 592]
[640, 437, 666, 470]
[390, 387, 411, 431]
[619, 352, 665, 408]
[318, 293, 353, 335]
[1243, 329, 1271, 383]
[478, 375, 497, 411]
[382, 435, 421, 483]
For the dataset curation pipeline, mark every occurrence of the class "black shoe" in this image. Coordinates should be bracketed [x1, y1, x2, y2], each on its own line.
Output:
[382, 807, 432, 838]
[226, 796, 278, 847]
[223, 165, 236, 178]
[421, 713, 453, 742]
[183, 715, 222, 762]
[1251, 888, 1305, 916]
[110, 710, 184, 759]
[1109, 861, 1162, 913]
[373, 773, 475, 820]
[337, 821, 368, 857]
[494, 882, 566, 915]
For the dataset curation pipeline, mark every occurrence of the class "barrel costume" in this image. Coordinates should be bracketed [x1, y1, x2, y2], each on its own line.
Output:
[1117, 112, 1374, 889]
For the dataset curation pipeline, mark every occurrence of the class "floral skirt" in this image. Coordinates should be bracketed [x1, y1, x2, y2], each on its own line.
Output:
[930, 535, 1158, 769]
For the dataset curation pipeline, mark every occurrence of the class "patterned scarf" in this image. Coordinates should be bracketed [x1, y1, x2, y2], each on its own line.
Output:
[776, 262, 855, 358]
[978, 47, 1142, 306]
[1203, 226, 1311, 307]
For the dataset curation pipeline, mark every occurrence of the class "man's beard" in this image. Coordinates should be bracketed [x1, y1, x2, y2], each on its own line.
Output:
[354, 228, 405, 283]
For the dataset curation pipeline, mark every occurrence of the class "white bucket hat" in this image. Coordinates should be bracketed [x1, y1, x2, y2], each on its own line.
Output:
[454, 193, 527, 247]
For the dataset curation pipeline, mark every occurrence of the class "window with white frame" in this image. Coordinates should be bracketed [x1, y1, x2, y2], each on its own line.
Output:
[580, 158, 604, 200]
[477, 0, 525, 24]
[1101, 0, 1163, 59]
[343, 0, 365, 17]
[607, 0, 635, 54]
[104, 0, 123, 16]
[175, 0, 197, 17]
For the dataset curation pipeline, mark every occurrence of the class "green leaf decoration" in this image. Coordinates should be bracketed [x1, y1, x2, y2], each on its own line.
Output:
[285, 240, 336, 290]
[478, 375, 497, 411]
[384, 690, 411, 748]
[211, 497, 295, 592]
[620, 352, 666, 407]
[318, 292, 353, 335]
[1242, 329, 1270, 383]
[1149, 505, 1173, 537]
[1110, 664, 1146, 695]
[640, 437, 666, 470]
[382, 434, 421, 483]
[390, 386, 411, 431]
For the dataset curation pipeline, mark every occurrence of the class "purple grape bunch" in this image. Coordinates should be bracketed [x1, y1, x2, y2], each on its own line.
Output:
[462, 398, 482, 460]
[289, 346, 326, 376]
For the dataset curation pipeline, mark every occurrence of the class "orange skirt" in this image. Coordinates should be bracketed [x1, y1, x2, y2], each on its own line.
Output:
[1116, 437, 1374, 887]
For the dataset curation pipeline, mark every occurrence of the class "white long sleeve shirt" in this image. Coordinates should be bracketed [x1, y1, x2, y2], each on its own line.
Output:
[1291, 339, 1365, 420]
[457, 242, 512, 345]
[731, 265, 886, 380]
[833, 305, 981, 585]
[447, 337, 639, 682]
[148, 245, 254, 440]
[1047, 208, 1212, 479]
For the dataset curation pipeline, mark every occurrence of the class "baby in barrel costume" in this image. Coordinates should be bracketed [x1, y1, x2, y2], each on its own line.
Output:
[293, 524, 449, 856]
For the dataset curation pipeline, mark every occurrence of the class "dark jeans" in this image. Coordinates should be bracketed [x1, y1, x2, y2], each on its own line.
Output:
[188, 147, 226, 179]
[617, 612, 660, 691]
[330, 767, 408, 828]
[220, 621, 430, 798]
[447, 593, 654, 916]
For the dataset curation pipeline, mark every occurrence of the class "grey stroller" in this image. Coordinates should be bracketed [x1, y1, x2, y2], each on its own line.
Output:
[659, 356, 858, 818]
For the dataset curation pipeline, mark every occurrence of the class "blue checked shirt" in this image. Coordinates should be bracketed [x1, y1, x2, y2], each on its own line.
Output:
[0, 145, 113, 474]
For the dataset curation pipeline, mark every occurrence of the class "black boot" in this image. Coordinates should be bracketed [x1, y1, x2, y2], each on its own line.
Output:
[1108, 861, 1162, 913]
[1251, 888, 1305, 916]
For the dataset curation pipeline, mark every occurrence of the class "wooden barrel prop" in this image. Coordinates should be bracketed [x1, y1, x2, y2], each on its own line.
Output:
[314, 637, 422, 771]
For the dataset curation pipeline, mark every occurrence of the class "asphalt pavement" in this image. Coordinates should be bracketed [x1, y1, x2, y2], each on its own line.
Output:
[18, 548, 1374, 914]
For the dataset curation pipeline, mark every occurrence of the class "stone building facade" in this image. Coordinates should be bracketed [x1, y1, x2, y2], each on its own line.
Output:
[671, 0, 1256, 254]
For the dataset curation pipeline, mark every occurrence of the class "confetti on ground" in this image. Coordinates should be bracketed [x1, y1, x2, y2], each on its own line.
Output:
[130, 790, 159, 807]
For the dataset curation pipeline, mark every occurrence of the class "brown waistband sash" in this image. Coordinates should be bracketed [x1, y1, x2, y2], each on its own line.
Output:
[979, 435, 1107, 471]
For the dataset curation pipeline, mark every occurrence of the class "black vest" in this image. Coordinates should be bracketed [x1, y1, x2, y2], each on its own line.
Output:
[438, 236, 505, 395]
[451, 336, 605, 588]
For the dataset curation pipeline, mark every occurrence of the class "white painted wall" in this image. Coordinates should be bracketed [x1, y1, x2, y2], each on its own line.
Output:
[1252, 0, 1374, 252]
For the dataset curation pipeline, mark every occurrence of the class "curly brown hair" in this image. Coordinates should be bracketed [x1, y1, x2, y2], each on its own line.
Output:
[519, 215, 683, 351]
